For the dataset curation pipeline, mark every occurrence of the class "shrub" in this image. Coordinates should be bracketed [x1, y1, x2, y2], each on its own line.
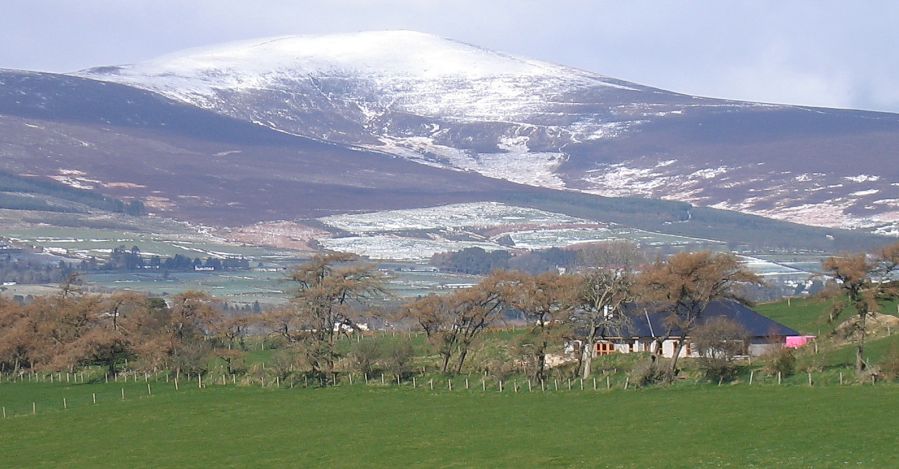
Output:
[762, 345, 796, 377]
[349, 339, 382, 375]
[383, 339, 414, 380]
[631, 360, 675, 387]
[170, 341, 212, 377]
[269, 348, 300, 381]
[692, 317, 749, 382]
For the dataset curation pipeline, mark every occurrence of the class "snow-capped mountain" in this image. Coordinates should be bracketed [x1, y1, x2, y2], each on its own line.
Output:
[76, 31, 899, 234]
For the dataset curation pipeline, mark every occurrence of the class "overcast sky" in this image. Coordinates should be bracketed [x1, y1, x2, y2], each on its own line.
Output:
[3, 0, 898, 113]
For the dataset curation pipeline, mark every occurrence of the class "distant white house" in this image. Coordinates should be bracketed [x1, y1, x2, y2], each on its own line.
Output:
[584, 299, 800, 359]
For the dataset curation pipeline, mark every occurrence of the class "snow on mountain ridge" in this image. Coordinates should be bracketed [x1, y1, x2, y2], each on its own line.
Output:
[97, 31, 587, 79]
[79, 30, 631, 118]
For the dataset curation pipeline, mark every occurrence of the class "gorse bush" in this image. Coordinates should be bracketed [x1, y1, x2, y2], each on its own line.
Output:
[763, 345, 796, 377]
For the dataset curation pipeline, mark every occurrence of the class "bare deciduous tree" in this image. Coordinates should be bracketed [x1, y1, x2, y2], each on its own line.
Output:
[501, 271, 577, 381]
[289, 253, 384, 378]
[570, 268, 634, 379]
[404, 272, 507, 374]
[404, 293, 457, 373]
[822, 241, 899, 375]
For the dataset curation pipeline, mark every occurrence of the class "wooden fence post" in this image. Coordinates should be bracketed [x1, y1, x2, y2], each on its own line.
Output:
[749, 370, 754, 385]
[624, 377, 629, 390]
[777, 372, 782, 385]
[121, 388, 125, 400]
[147, 383, 152, 396]
[92, 393, 96, 404]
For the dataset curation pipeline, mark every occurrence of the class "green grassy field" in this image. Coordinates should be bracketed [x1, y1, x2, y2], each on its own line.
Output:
[756, 297, 899, 335]
[1, 381, 897, 467]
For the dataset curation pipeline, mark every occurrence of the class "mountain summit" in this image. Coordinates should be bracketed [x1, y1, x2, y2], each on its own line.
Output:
[61, 31, 899, 234]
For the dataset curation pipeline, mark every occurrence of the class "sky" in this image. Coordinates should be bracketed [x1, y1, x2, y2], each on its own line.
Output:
[2, 0, 898, 113]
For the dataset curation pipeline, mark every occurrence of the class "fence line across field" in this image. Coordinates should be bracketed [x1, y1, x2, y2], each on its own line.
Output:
[0, 368, 893, 418]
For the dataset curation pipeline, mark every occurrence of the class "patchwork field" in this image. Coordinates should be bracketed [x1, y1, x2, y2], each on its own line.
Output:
[1, 382, 897, 467]
[317, 202, 726, 260]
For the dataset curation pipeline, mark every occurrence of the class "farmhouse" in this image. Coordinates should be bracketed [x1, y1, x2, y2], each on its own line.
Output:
[588, 299, 799, 358]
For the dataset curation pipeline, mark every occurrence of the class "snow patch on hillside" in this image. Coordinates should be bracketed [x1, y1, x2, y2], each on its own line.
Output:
[845, 174, 880, 183]
[376, 136, 567, 189]
[318, 235, 501, 260]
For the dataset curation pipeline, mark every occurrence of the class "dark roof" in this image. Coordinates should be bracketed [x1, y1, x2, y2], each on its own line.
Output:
[597, 299, 799, 338]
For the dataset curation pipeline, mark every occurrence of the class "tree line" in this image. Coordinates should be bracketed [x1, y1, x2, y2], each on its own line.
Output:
[0, 247, 252, 285]
[0, 171, 144, 216]
[1, 242, 897, 385]
[430, 241, 646, 275]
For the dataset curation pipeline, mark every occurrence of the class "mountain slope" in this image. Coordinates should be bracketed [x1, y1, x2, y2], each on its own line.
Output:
[0, 69, 534, 224]
[0, 69, 887, 253]
[78, 31, 899, 234]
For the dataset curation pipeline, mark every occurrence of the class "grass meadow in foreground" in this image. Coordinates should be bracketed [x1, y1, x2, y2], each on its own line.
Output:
[1, 381, 898, 467]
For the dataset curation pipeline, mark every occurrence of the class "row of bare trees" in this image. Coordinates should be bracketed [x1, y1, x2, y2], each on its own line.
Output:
[0, 280, 243, 378]
[3, 242, 896, 382]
